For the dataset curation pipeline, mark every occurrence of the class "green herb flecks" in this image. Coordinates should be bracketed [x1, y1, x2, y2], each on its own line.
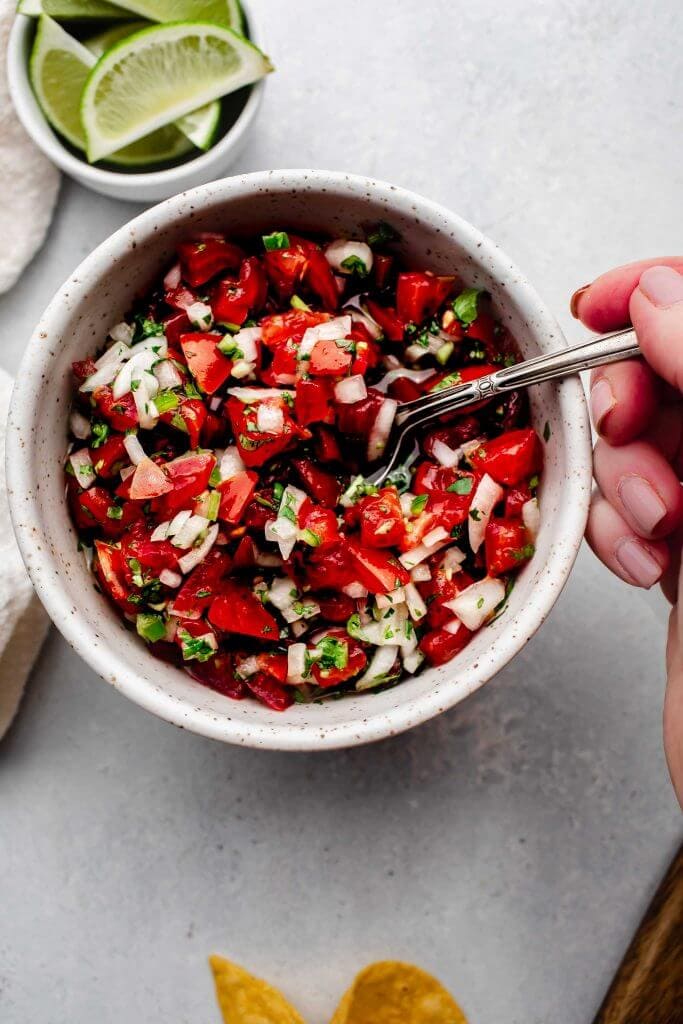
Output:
[262, 231, 290, 251]
[452, 287, 485, 327]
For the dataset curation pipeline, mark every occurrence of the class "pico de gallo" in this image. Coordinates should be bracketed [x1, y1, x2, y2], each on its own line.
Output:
[66, 226, 543, 710]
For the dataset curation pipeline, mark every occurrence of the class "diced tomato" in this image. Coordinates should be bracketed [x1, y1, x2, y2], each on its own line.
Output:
[160, 395, 207, 448]
[170, 551, 231, 618]
[485, 518, 532, 576]
[90, 435, 127, 478]
[311, 629, 367, 688]
[314, 592, 356, 623]
[387, 376, 423, 402]
[304, 542, 355, 591]
[253, 651, 289, 684]
[218, 470, 258, 524]
[418, 568, 474, 629]
[201, 411, 226, 448]
[129, 457, 172, 501]
[209, 580, 279, 641]
[245, 672, 293, 710]
[260, 309, 329, 349]
[232, 535, 257, 569]
[358, 488, 405, 548]
[419, 625, 472, 666]
[152, 452, 215, 517]
[314, 425, 342, 463]
[466, 307, 498, 348]
[165, 284, 198, 312]
[400, 493, 473, 552]
[373, 253, 394, 289]
[469, 427, 542, 486]
[334, 387, 385, 441]
[505, 483, 532, 518]
[292, 459, 340, 507]
[177, 237, 244, 287]
[413, 461, 476, 497]
[299, 503, 340, 547]
[293, 378, 335, 427]
[350, 331, 381, 377]
[346, 541, 410, 594]
[243, 487, 277, 531]
[163, 310, 192, 346]
[365, 299, 405, 342]
[70, 484, 141, 539]
[309, 338, 353, 376]
[263, 246, 308, 300]
[92, 387, 138, 431]
[180, 333, 233, 395]
[226, 397, 306, 468]
[122, 521, 181, 575]
[93, 540, 137, 613]
[72, 358, 96, 383]
[396, 272, 456, 323]
[421, 417, 481, 460]
[187, 653, 246, 699]
[304, 248, 339, 312]
[211, 256, 268, 325]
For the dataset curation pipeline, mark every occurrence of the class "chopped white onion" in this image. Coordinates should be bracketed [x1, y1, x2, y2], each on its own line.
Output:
[405, 582, 428, 621]
[151, 521, 172, 542]
[69, 410, 91, 440]
[227, 386, 294, 403]
[468, 473, 504, 554]
[209, 396, 222, 413]
[120, 464, 135, 482]
[169, 509, 192, 535]
[78, 341, 131, 392]
[154, 359, 183, 390]
[355, 645, 399, 691]
[298, 316, 353, 361]
[230, 360, 257, 379]
[399, 529, 451, 569]
[218, 446, 246, 481]
[443, 617, 463, 635]
[231, 326, 261, 363]
[410, 564, 432, 583]
[325, 240, 373, 276]
[403, 649, 425, 674]
[131, 334, 168, 357]
[108, 322, 134, 346]
[236, 655, 260, 678]
[112, 349, 158, 400]
[172, 514, 210, 550]
[287, 643, 309, 684]
[374, 367, 437, 394]
[69, 448, 95, 489]
[342, 581, 368, 599]
[423, 526, 449, 548]
[432, 439, 462, 469]
[186, 301, 213, 330]
[522, 497, 540, 540]
[133, 379, 159, 430]
[461, 436, 487, 462]
[334, 375, 367, 404]
[177, 523, 218, 574]
[160, 569, 182, 588]
[123, 433, 146, 466]
[256, 402, 285, 434]
[445, 576, 506, 631]
[441, 545, 466, 577]
[265, 517, 298, 560]
[367, 397, 397, 461]
[94, 339, 131, 371]
[376, 587, 406, 609]
[268, 576, 299, 611]
[163, 263, 182, 290]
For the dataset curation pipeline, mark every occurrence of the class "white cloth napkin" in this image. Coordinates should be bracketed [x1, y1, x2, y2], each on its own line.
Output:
[0, 368, 49, 738]
[0, 0, 60, 294]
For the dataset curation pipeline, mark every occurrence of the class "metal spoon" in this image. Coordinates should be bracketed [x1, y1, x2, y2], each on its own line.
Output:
[368, 326, 640, 487]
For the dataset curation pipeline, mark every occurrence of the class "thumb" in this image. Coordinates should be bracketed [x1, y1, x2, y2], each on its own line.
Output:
[630, 266, 683, 393]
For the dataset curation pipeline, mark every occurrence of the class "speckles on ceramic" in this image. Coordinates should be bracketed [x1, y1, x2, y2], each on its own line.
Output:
[6, 170, 592, 751]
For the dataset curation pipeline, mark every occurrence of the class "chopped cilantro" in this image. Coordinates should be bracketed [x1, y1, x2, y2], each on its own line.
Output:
[154, 391, 179, 414]
[262, 231, 290, 251]
[195, 588, 212, 598]
[366, 221, 400, 247]
[543, 421, 552, 442]
[512, 543, 535, 562]
[238, 433, 261, 451]
[300, 528, 321, 547]
[90, 421, 109, 448]
[411, 494, 429, 515]
[447, 478, 473, 496]
[177, 628, 215, 663]
[171, 412, 188, 434]
[529, 474, 540, 492]
[430, 371, 462, 393]
[476, 596, 485, 609]
[451, 524, 465, 540]
[130, 379, 140, 392]
[469, 508, 481, 521]
[316, 636, 348, 671]
[136, 613, 166, 643]
[341, 255, 369, 277]
[452, 287, 485, 327]
[209, 467, 222, 487]
[279, 492, 298, 523]
[106, 504, 123, 520]
[132, 315, 165, 343]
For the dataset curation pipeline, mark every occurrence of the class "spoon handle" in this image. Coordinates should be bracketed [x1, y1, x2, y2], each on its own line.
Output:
[394, 327, 640, 429]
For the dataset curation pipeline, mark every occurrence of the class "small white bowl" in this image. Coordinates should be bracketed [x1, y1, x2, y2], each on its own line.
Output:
[6, 171, 592, 750]
[6, 1, 267, 202]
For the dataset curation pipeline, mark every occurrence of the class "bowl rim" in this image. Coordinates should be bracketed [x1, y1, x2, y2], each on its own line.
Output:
[6, 0, 266, 190]
[6, 170, 593, 750]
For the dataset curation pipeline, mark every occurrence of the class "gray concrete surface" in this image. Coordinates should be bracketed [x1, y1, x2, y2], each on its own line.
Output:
[1, 1, 681, 1021]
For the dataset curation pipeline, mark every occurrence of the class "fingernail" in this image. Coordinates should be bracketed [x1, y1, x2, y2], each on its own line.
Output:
[615, 538, 663, 588]
[590, 378, 616, 433]
[639, 266, 683, 308]
[570, 284, 590, 319]
[617, 475, 667, 533]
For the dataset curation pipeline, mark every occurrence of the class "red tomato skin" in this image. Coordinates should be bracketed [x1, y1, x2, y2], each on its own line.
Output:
[90, 435, 127, 478]
[420, 625, 473, 666]
[73, 358, 96, 383]
[177, 237, 244, 287]
[187, 653, 246, 699]
[373, 253, 394, 289]
[299, 503, 340, 547]
[93, 540, 138, 613]
[165, 284, 198, 312]
[396, 272, 455, 323]
[263, 247, 308, 299]
[334, 387, 385, 441]
[304, 542, 355, 591]
[209, 581, 279, 640]
[505, 483, 532, 518]
[418, 568, 474, 629]
[122, 521, 181, 575]
[232, 535, 257, 569]
[310, 628, 367, 687]
[92, 387, 138, 432]
[260, 309, 329, 349]
[309, 338, 353, 376]
[304, 248, 339, 312]
[218, 470, 258, 524]
[163, 310, 192, 346]
[211, 257, 268, 325]
[150, 452, 215, 518]
[292, 459, 340, 507]
[180, 333, 233, 395]
[226, 398, 305, 469]
[485, 518, 531, 576]
[469, 427, 542, 486]
[365, 299, 405, 342]
[245, 672, 293, 710]
[314, 593, 356, 623]
[358, 489, 405, 548]
[346, 541, 410, 594]
[170, 551, 231, 618]
[314, 425, 343, 464]
[421, 417, 482, 459]
[294, 379, 335, 427]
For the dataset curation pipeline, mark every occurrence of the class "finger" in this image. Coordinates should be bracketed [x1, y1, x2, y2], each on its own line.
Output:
[665, 598, 683, 809]
[593, 438, 683, 539]
[589, 360, 658, 444]
[571, 256, 683, 332]
[585, 492, 669, 588]
[629, 267, 683, 392]
[660, 526, 683, 604]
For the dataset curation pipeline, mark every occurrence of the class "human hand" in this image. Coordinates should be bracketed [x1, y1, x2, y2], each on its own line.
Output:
[572, 259, 683, 807]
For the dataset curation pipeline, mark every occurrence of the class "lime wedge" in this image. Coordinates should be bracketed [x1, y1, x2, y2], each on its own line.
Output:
[30, 16, 192, 164]
[85, 19, 221, 150]
[81, 22, 272, 162]
[112, 0, 242, 29]
[42, 0, 131, 20]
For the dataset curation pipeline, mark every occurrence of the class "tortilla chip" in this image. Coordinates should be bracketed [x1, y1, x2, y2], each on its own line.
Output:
[330, 961, 468, 1024]
[210, 955, 306, 1024]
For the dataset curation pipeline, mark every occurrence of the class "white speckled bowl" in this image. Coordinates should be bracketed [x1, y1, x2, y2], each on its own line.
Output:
[7, 1, 267, 203]
[6, 171, 592, 750]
